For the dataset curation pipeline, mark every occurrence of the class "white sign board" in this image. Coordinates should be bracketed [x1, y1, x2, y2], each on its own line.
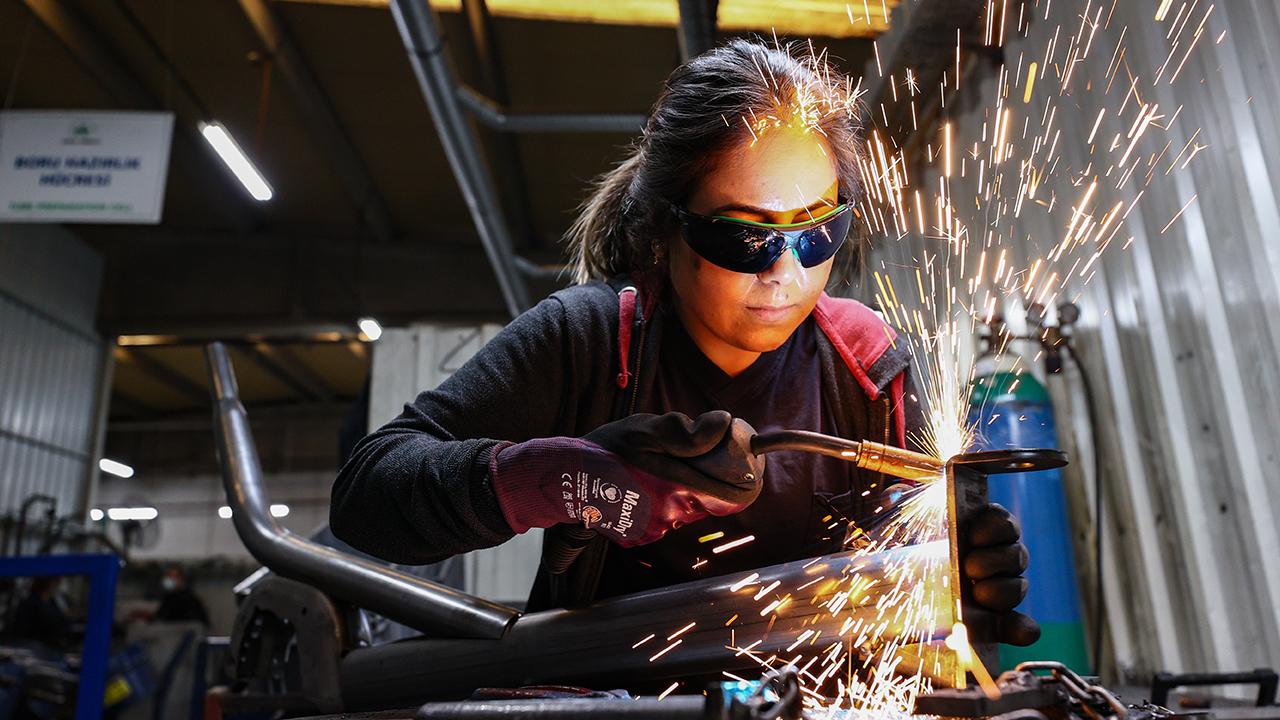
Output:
[0, 110, 174, 224]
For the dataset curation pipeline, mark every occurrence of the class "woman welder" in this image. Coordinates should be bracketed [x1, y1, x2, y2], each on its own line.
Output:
[331, 39, 1039, 647]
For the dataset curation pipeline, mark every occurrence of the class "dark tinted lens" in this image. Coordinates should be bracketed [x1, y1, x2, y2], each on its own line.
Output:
[682, 217, 785, 273]
[794, 206, 853, 268]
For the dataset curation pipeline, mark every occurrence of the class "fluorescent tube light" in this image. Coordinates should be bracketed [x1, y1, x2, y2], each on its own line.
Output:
[357, 317, 383, 342]
[99, 458, 135, 478]
[106, 507, 158, 521]
[199, 121, 273, 201]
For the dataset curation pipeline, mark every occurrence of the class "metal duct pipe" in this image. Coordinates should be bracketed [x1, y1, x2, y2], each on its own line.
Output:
[390, 0, 531, 318]
[204, 342, 519, 639]
[676, 0, 718, 61]
[339, 540, 956, 709]
[456, 85, 646, 134]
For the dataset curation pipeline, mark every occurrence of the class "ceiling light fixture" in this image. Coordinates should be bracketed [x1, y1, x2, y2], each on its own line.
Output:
[99, 458, 135, 478]
[106, 507, 158, 521]
[199, 121, 273, 201]
[357, 317, 383, 342]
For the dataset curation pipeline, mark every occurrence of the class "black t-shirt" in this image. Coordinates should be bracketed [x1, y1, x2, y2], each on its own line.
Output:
[596, 312, 878, 597]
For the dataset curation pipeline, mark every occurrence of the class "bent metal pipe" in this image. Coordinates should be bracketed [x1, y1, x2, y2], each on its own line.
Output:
[205, 342, 518, 640]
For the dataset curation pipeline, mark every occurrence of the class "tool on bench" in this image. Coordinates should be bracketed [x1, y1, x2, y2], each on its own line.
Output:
[415, 668, 803, 720]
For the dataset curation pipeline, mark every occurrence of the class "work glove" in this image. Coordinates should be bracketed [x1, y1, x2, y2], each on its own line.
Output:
[964, 503, 1041, 646]
[490, 411, 765, 548]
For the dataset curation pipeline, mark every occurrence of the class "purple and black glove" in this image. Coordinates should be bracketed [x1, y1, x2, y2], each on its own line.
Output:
[965, 503, 1041, 646]
[490, 411, 764, 548]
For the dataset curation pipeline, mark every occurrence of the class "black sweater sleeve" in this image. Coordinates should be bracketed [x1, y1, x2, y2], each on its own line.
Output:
[330, 294, 587, 565]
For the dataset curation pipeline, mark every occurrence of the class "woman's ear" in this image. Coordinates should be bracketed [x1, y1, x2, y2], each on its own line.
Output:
[668, 231, 703, 274]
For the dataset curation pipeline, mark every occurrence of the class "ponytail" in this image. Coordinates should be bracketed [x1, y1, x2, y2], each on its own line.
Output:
[565, 150, 644, 285]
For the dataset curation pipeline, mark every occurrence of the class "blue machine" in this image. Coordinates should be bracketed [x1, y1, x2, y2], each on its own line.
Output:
[968, 371, 1089, 674]
[0, 554, 119, 720]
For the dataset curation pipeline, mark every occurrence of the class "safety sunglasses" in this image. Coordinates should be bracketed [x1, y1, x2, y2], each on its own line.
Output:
[670, 198, 853, 274]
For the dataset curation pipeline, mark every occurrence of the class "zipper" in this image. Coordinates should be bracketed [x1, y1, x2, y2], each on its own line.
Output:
[877, 393, 891, 488]
[882, 394, 892, 444]
[627, 321, 646, 414]
[583, 298, 644, 606]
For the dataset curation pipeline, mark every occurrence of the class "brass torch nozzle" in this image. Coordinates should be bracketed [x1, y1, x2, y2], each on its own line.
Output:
[749, 430, 944, 482]
[849, 440, 944, 482]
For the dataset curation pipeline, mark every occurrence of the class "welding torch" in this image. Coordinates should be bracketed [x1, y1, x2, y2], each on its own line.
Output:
[543, 428, 944, 575]
[750, 429, 943, 482]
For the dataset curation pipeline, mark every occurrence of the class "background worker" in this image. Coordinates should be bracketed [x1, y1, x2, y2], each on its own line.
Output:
[331, 39, 1036, 645]
[152, 565, 209, 627]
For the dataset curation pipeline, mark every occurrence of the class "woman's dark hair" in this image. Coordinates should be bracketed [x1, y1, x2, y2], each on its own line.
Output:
[565, 38, 865, 284]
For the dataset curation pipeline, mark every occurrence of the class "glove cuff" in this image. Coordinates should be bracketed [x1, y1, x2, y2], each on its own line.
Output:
[490, 437, 594, 534]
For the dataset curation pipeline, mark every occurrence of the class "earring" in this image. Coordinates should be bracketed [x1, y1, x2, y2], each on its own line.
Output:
[651, 238, 667, 265]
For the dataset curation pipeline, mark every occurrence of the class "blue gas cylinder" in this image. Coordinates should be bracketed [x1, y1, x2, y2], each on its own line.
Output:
[967, 370, 1089, 673]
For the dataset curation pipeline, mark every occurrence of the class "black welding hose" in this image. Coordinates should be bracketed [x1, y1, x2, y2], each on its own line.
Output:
[1064, 343, 1105, 676]
[750, 429, 865, 459]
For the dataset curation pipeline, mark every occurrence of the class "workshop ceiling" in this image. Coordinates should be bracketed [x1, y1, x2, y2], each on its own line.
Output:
[0, 0, 885, 418]
[278, 0, 893, 38]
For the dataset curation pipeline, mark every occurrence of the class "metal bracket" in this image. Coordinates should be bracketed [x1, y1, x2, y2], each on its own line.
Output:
[225, 575, 351, 714]
[947, 450, 1069, 682]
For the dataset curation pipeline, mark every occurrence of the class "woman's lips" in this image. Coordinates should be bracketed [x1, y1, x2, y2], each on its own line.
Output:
[746, 304, 797, 323]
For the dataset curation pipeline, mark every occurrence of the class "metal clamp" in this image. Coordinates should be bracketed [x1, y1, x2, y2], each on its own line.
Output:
[1017, 661, 1128, 720]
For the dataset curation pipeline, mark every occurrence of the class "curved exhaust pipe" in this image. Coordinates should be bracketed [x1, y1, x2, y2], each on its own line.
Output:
[204, 342, 518, 639]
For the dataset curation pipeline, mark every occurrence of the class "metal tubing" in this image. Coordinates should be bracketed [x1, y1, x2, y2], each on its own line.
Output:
[390, 0, 530, 318]
[417, 697, 706, 719]
[676, 0, 717, 61]
[339, 540, 956, 708]
[457, 85, 645, 134]
[204, 343, 518, 639]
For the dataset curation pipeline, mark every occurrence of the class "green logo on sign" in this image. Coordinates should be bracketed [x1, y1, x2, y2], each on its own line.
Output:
[62, 121, 100, 146]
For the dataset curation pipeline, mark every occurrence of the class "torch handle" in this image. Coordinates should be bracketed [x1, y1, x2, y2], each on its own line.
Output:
[750, 430, 943, 482]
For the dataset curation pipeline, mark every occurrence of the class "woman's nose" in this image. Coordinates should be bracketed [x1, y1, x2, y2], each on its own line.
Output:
[758, 245, 801, 285]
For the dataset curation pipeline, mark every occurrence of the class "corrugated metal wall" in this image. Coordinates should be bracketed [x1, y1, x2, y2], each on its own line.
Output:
[0, 225, 108, 540]
[863, 0, 1280, 681]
